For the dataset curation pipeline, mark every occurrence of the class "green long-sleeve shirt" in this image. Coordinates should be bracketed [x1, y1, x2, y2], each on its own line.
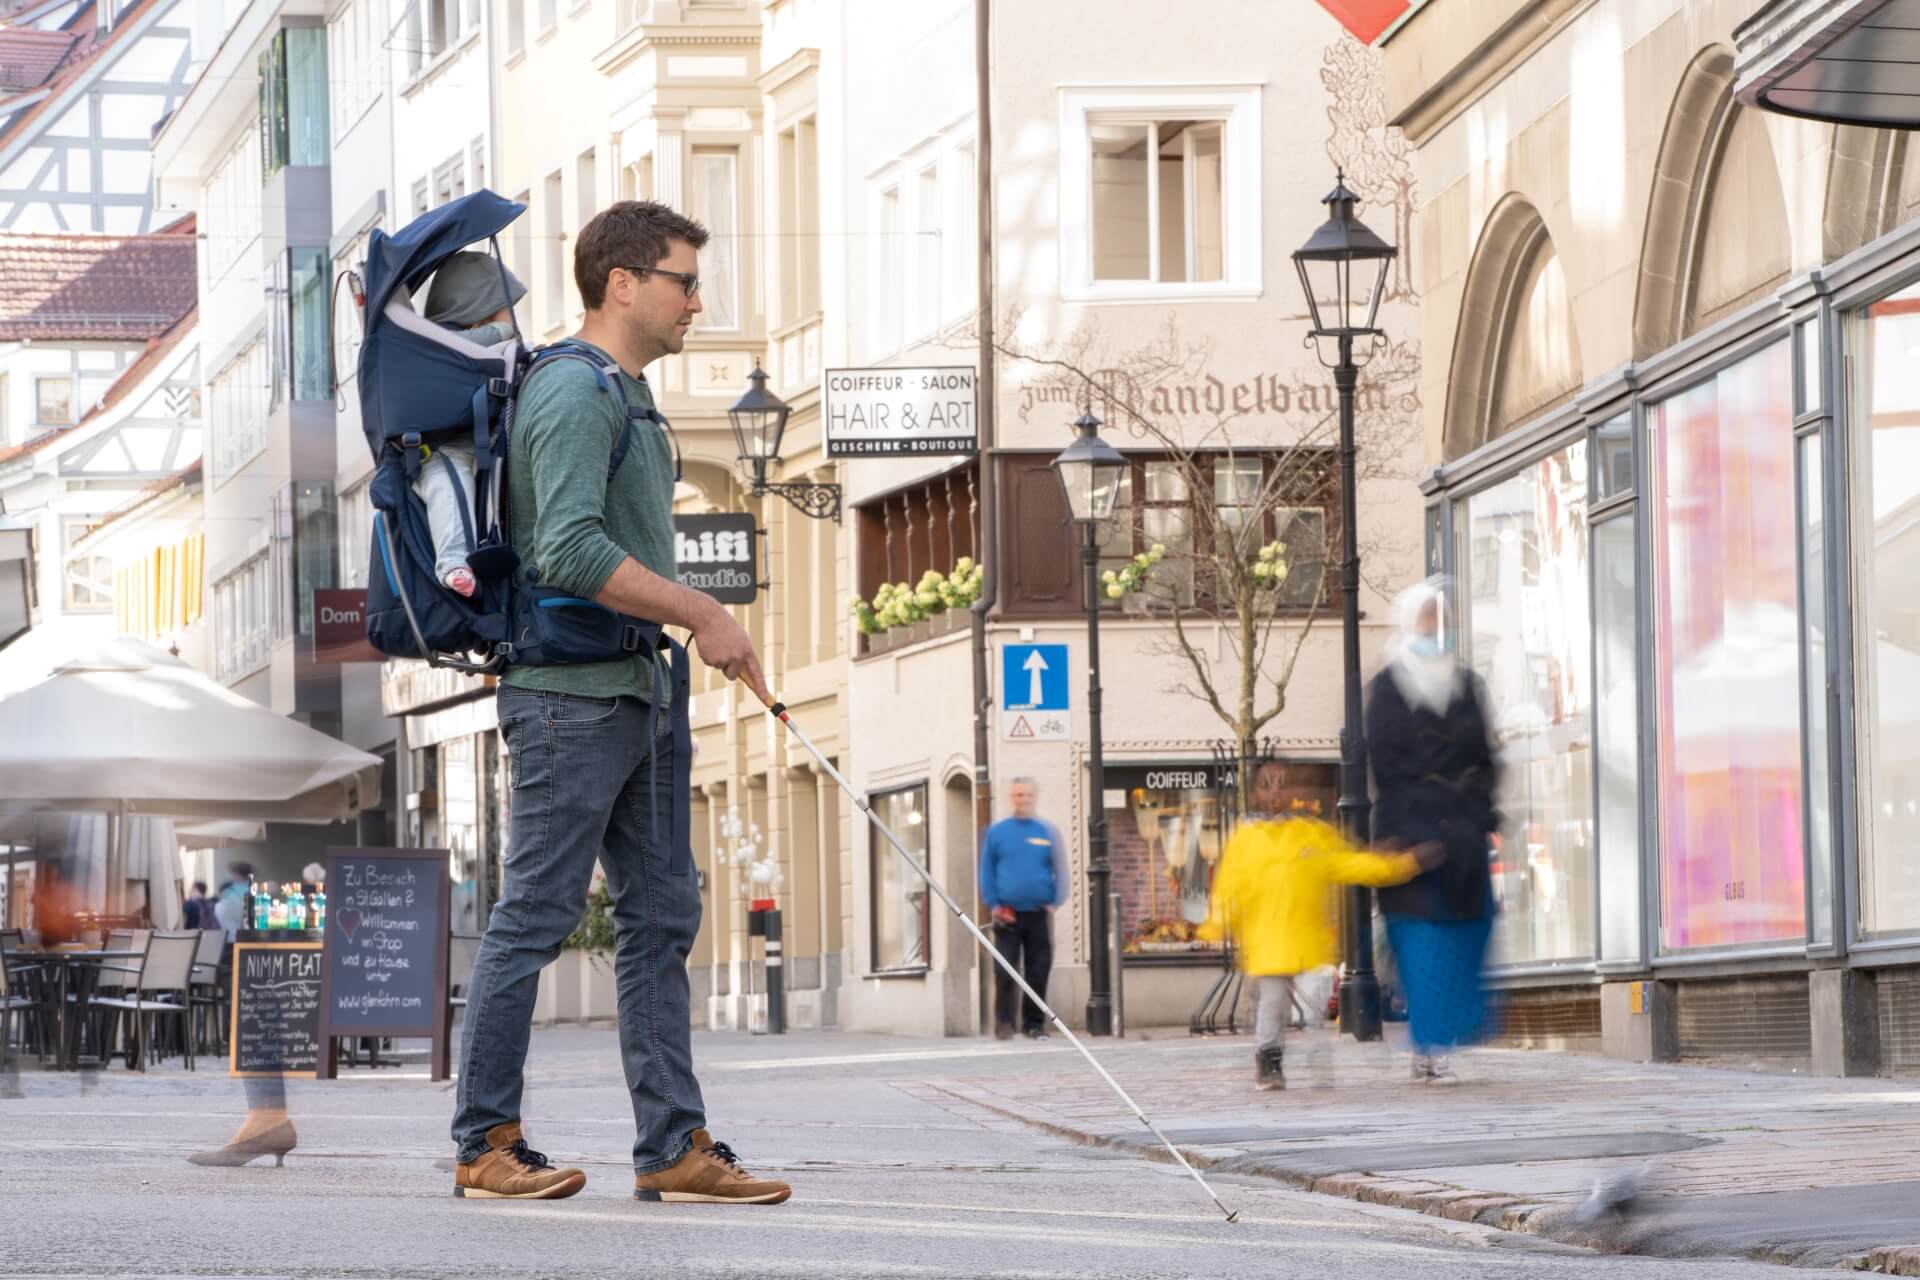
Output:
[502, 339, 677, 702]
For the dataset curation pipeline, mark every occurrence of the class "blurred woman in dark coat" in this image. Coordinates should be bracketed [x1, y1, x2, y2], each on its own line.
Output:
[1366, 579, 1499, 1083]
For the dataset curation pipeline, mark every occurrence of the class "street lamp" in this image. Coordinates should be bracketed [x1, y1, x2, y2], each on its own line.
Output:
[729, 365, 842, 522]
[1292, 171, 1397, 1043]
[1050, 409, 1127, 1036]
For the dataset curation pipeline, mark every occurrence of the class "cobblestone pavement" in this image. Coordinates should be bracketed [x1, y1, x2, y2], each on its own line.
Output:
[919, 1025, 1920, 1272]
[0, 1026, 1876, 1278]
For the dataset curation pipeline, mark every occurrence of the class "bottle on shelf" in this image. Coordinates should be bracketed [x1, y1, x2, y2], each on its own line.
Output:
[287, 885, 307, 931]
[251, 878, 270, 931]
[268, 893, 287, 930]
[312, 889, 327, 931]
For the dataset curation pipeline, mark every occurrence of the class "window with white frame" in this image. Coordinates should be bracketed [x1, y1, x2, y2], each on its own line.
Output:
[948, 141, 977, 324]
[203, 129, 262, 285]
[506, 0, 525, 57]
[910, 164, 941, 339]
[689, 149, 738, 330]
[870, 185, 900, 355]
[470, 136, 486, 194]
[542, 170, 564, 327]
[338, 480, 372, 589]
[778, 119, 819, 324]
[62, 517, 110, 613]
[538, 0, 555, 32]
[1060, 85, 1261, 300]
[34, 375, 73, 427]
[575, 147, 597, 242]
[328, 0, 381, 142]
[433, 153, 466, 207]
[213, 553, 272, 684]
[209, 339, 268, 484]
[509, 187, 531, 296]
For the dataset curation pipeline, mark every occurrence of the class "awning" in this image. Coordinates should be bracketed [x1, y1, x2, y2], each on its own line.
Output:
[1736, 0, 1920, 126]
[1315, 0, 1415, 44]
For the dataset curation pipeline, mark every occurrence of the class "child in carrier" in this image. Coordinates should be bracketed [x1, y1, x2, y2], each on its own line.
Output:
[1197, 761, 1441, 1091]
[412, 250, 526, 597]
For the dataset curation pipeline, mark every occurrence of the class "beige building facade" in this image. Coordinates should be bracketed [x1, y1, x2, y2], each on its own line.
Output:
[463, 0, 1429, 1037]
[1379, 0, 1920, 1071]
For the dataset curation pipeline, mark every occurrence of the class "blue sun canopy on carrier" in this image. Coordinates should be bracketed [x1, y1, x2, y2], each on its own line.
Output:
[357, 189, 526, 462]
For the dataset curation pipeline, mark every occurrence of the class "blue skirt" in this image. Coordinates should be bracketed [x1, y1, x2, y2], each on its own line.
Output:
[1384, 914, 1493, 1053]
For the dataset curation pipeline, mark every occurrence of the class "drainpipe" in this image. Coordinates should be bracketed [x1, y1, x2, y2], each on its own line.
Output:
[968, 0, 997, 1032]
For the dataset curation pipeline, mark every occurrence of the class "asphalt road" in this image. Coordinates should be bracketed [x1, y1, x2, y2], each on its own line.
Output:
[0, 1028, 1857, 1279]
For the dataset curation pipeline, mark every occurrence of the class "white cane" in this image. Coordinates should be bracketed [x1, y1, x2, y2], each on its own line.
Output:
[755, 690, 1239, 1224]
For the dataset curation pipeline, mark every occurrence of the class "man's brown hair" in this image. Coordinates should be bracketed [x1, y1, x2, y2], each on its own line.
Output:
[573, 200, 710, 310]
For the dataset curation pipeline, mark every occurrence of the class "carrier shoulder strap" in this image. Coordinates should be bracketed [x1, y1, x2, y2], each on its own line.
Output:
[517, 341, 636, 481]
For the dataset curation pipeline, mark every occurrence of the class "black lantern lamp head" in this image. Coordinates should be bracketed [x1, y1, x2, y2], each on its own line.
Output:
[1292, 172, 1397, 360]
[1051, 409, 1128, 525]
[729, 364, 842, 522]
[728, 364, 791, 486]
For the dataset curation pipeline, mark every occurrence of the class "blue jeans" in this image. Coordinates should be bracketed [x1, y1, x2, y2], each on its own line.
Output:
[452, 670, 703, 1173]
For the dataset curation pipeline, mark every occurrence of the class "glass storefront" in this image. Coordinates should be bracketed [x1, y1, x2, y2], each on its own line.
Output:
[1456, 441, 1595, 965]
[1593, 512, 1642, 962]
[1853, 283, 1920, 936]
[1647, 339, 1805, 950]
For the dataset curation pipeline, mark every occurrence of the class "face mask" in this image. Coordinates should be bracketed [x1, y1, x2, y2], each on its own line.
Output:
[1407, 634, 1447, 658]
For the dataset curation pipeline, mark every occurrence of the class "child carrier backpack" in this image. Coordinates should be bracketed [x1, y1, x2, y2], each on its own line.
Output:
[353, 189, 677, 674]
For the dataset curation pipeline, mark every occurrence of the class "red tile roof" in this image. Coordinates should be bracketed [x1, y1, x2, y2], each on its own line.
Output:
[0, 0, 161, 157]
[0, 28, 76, 90]
[0, 216, 196, 341]
[0, 302, 196, 467]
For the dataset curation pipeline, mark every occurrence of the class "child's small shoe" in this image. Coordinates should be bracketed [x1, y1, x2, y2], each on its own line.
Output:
[444, 567, 477, 597]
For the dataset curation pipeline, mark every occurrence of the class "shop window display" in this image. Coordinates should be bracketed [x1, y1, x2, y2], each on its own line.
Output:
[870, 784, 931, 972]
[1111, 762, 1334, 955]
[1647, 339, 1804, 949]
[1854, 283, 1920, 936]
[1456, 441, 1596, 965]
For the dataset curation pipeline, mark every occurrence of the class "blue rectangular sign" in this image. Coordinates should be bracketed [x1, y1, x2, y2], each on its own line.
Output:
[1002, 643, 1070, 711]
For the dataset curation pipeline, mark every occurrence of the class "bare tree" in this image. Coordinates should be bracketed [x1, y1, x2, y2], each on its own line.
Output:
[1323, 34, 1417, 302]
[985, 314, 1422, 771]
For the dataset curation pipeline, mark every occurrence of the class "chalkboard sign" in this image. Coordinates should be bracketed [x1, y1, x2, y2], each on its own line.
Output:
[229, 942, 324, 1078]
[318, 847, 451, 1080]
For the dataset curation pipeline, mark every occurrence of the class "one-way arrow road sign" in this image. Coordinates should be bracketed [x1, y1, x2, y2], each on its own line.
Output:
[1002, 643, 1069, 711]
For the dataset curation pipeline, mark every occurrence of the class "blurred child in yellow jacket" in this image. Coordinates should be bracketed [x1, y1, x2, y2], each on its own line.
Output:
[1199, 762, 1439, 1090]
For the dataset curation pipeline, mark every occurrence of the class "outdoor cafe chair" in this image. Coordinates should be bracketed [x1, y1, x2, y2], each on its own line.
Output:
[187, 930, 228, 1057]
[0, 946, 45, 1070]
[92, 931, 196, 1071]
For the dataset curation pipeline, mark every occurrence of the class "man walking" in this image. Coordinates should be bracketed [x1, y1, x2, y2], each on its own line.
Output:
[979, 778, 1068, 1040]
[451, 201, 789, 1206]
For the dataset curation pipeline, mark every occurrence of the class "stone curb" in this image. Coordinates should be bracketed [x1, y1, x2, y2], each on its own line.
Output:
[922, 1080, 1912, 1273]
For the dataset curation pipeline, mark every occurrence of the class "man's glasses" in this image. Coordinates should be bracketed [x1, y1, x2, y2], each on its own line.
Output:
[626, 265, 701, 298]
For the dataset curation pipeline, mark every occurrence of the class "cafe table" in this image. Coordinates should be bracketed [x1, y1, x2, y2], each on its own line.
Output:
[19, 949, 147, 1069]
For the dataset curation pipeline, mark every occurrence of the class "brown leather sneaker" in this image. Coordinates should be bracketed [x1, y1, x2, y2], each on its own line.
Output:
[632, 1129, 791, 1204]
[454, 1122, 586, 1200]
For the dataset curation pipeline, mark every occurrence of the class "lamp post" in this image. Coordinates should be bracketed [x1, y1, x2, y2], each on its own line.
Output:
[1291, 172, 1398, 1043]
[1050, 409, 1128, 1036]
[729, 365, 842, 523]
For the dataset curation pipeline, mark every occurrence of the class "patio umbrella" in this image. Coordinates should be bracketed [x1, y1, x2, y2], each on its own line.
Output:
[0, 639, 381, 913]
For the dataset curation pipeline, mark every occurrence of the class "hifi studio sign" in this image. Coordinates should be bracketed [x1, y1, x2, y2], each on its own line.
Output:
[674, 514, 758, 605]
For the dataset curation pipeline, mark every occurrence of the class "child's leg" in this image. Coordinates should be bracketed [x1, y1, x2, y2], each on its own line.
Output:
[415, 451, 477, 595]
[1253, 976, 1294, 1054]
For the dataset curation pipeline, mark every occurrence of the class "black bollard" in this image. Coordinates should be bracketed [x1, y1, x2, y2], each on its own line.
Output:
[747, 905, 786, 1035]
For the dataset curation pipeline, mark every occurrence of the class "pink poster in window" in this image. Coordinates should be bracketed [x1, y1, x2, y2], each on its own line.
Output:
[1648, 340, 1806, 950]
